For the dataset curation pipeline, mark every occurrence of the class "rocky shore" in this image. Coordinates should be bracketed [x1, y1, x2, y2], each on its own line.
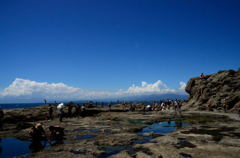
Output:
[1, 104, 240, 158]
[184, 69, 240, 111]
[0, 69, 240, 158]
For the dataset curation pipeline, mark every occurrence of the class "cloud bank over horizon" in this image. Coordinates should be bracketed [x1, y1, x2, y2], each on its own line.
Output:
[0, 78, 187, 102]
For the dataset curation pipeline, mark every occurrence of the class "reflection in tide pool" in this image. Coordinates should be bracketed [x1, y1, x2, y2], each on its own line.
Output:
[75, 135, 96, 140]
[0, 138, 51, 158]
[99, 120, 190, 158]
[0, 138, 31, 158]
[138, 120, 190, 134]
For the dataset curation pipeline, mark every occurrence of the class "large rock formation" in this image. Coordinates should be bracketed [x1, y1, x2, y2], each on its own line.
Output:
[184, 69, 240, 110]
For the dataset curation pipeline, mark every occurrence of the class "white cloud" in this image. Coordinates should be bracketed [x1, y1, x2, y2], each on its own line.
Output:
[126, 80, 174, 94]
[0, 78, 187, 102]
[1, 78, 79, 97]
[179, 81, 186, 90]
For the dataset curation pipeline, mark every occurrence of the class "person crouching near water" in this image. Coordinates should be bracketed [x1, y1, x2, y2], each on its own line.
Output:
[48, 126, 65, 145]
[28, 123, 47, 152]
[28, 123, 47, 142]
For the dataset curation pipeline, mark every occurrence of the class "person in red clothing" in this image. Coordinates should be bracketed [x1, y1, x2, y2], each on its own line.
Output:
[200, 73, 205, 78]
[207, 102, 213, 111]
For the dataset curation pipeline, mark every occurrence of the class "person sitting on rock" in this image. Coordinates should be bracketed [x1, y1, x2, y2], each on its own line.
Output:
[200, 73, 205, 78]
[48, 126, 65, 142]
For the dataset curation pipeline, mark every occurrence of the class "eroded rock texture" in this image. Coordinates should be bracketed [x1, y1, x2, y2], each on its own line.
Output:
[185, 69, 240, 110]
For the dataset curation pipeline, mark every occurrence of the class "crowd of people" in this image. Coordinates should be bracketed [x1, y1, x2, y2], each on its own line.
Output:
[24, 99, 183, 151]
[46, 102, 88, 122]
[121, 99, 183, 115]
[45, 101, 119, 122]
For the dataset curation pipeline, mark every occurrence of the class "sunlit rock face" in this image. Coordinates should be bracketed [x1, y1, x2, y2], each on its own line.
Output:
[184, 69, 240, 110]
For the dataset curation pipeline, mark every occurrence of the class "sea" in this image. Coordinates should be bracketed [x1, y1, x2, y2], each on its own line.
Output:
[0, 101, 115, 109]
[0, 103, 44, 109]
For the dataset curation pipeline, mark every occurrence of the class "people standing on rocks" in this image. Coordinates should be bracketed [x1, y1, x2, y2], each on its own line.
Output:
[108, 101, 112, 111]
[59, 107, 64, 122]
[174, 100, 181, 116]
[81, 104, 86, 111]
[207, 102, 213, 111]
[122, 102, 126, 111]
[0, 107, 4, 130]
[146, 104, 152, 111]
[44, 99, 47, 105]
[160, 102, 165, 111]
[67, 104, 73, 118]
[74, 104, 81, 118]
[173, 100, 177, 113]
[129, 102, 136, 112]
[200, 73, 205, 79]
[48, 104, 54, 120]
[80, 104, 86, 117]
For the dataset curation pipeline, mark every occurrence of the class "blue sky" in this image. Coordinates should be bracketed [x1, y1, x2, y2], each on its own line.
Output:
[0, 0, 240, 102]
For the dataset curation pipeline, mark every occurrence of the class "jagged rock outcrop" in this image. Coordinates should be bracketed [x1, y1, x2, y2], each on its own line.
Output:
[184, 69, 240, 110]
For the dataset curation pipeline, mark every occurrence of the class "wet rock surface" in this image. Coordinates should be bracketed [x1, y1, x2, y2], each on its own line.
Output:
[0, 105, 240, 158]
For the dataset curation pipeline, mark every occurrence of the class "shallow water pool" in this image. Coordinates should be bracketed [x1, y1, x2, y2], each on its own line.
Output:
[0, 137, 65, 158]
[0, 138, 32, 158]
[98, 120, 190, 158]
[75, 135, 96, 140]
[138, 120, 190, 134]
